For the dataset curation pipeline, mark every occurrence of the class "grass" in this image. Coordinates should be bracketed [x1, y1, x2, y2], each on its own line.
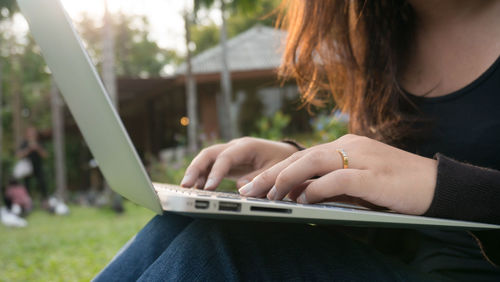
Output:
[0, 201, 154, 281]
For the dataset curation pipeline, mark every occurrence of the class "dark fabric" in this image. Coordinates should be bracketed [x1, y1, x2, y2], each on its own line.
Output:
[19, 141, 43, 173]
[281, 139, 306, 151]
[403, 54, 500, 271]
[425, 154, 500, 225]
[95, 214, 445, 282]
[19, 140, 48, 198]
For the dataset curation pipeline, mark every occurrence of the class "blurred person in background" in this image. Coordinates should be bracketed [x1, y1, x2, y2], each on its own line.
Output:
[17, 126, 49, 208]
[95, 0, 500, 280]
[5, 178, 32, 216]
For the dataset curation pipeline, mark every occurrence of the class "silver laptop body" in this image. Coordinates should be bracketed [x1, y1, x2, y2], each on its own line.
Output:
[18, 0, 500, 230]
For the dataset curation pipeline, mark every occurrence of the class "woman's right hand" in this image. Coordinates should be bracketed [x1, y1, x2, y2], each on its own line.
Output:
[180, 137, 299, 193]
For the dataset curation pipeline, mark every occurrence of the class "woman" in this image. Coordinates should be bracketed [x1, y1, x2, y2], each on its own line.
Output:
[17, 126, 49, 204]
[95, 0, 500, 280]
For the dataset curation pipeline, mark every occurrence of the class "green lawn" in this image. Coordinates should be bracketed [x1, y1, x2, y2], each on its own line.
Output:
[0, 202, 154, 281]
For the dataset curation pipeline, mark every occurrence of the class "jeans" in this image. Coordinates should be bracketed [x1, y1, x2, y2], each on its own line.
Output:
[94, 214, 446, 281]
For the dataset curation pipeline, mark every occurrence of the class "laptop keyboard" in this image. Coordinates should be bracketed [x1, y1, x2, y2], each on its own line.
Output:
[154, 183, 376, 211]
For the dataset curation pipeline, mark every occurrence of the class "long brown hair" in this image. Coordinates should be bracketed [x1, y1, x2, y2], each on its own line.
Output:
[278, 0, 419, 144]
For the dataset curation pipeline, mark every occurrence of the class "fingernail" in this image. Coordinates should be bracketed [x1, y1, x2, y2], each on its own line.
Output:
[267, 185, 277, 200]
[297, 193, 307, 204]
[204, 178, 216, 190]
[180, 174, 192, 186]
[238, 182, 253, 195]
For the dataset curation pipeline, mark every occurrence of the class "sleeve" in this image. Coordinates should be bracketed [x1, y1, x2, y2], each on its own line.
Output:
[281, 139, 306, 151]
[423, 154, 500, 267]
[423, 153, 500, 225]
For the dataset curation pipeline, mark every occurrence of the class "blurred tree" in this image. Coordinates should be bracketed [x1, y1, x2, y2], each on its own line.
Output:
[0, 1, 22, 191]
[101, 0, 123, 212]
[183, 10, 199, 153]
[77, 12, 179, 78]
[50, 79, 66, 201]
[192, 0, 279, 141]
[191, 0, 279, 55]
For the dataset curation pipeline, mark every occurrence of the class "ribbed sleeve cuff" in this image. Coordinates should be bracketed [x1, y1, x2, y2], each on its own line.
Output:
[423, 153, 500, 225]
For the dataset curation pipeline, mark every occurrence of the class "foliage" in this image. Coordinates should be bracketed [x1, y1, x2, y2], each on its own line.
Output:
[311, 113, 349, 143]
[190, 24, 220, 56]
[0, 9, 180, 189]
[191, 0, 280, 55]
[0, 202, 154, 281]
[0, 0, 17, 20]
[77, 12, 179, 77]
[252, 111, 291, 141]
[0, 19, 53, 187]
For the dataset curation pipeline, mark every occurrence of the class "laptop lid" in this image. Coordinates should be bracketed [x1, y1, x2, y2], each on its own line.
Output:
[17, 0, 163, 214]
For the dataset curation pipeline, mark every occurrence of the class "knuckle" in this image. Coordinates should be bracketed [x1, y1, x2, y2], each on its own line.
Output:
[256, 170, 273, 185]
[215, 153, 232, 166]
[306, 149, 325, 164]
[335, 171, 352, 187]
[197, 147, 212, 158]
[290, 150, 303, 160]
[230, 136, 257, 150]
[338, 133, 359, 143]
[232, 136, 253, 145]
[238, 136, 253, 143]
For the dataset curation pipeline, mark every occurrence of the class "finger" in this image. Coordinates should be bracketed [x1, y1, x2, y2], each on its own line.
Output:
[194, 175, 206, 189]
[236, 169, 265, 189]
[238, 150, 306, 197]
[286, 180, 312, 201]
[269, 149, 346, 200]
[203, 145, 256, 190]
[181, 144, 227, 187]
[297, 169, 371, 204]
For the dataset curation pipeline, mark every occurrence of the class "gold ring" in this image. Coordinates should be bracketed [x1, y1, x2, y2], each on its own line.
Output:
[336, 148, 348, 169]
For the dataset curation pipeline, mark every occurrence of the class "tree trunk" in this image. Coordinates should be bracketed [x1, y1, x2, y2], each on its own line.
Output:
[102, 0, 117, 109]
[11, 64, 22, 148]
[218, 0, 235, 140]
[0, 61, 3, 191]
[101, 0, 123, 212]
[50, 79, 67, 201]
[184, 11, 198, 153]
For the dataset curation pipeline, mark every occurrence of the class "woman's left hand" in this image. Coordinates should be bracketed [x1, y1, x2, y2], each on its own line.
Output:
[238, 134, 438, 215]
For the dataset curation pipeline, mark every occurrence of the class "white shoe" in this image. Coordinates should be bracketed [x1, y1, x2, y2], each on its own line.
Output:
[54, 201, 69, 215]
[1, 207, 28, 228]
[11, 204, 22, 216]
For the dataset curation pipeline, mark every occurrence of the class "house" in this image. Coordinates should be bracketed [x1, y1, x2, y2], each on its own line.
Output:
[174, 25, 309, 142]
[67, 25, 309, 162]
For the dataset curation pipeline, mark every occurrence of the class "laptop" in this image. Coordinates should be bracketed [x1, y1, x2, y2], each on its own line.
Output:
[17, 0, 500, 230]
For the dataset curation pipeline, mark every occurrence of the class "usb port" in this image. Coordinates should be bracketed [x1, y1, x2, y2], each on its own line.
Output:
[218, 202, 241, 212]
[195, 200, 209, 209]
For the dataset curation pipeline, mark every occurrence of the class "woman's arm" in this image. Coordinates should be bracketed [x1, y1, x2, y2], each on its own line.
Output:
[16, 146, 32, 159]
[425, 154, 500, 225]
[35, 143, 48, 158]
[239, 134, 438, 215]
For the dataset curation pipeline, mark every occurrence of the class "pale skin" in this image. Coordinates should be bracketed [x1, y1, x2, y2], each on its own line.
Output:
[181, 0, 500, 215]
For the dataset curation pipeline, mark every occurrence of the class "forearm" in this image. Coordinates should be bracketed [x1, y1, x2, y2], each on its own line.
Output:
[424, 153, 500, 225]
[37, 146, 48, 158]
[17, 148, 31, 158]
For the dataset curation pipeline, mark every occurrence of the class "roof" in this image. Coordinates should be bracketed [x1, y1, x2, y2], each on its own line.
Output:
[175, 25, 287, 75]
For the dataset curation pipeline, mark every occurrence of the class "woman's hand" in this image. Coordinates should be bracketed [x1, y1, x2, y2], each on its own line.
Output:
[238, 134, 438, 215]
[180, 137, 299, 191]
